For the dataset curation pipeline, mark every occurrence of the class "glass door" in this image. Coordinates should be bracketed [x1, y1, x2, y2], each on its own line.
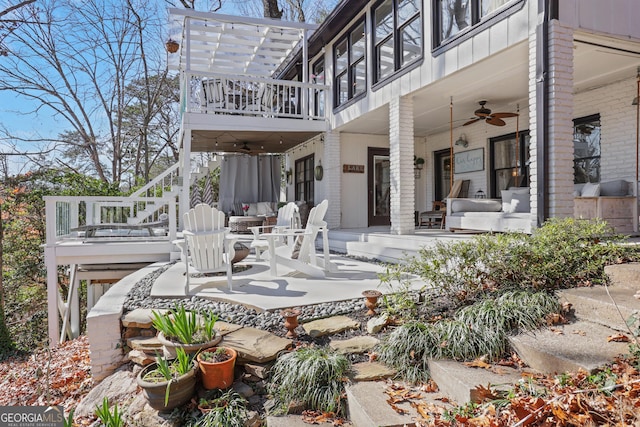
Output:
[434, 149, 452, 201]
[368, 147, 390, 226]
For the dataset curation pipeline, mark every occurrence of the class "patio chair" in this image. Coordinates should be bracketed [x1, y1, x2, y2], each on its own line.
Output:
[248, 202, 300, 261]
[243, 82, 275, 114]
[262, 199, 337, 278]
[202, 78, 233, 112]
[174, 204, 237, 293]
[418, 179, 470, 229]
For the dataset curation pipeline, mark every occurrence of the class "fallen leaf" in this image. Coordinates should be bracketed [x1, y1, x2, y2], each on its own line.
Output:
[465, 358, 492, 369]
[572, 330, 586, 336]
[607, 334, 630, 342]
[549, 327, 564, 335]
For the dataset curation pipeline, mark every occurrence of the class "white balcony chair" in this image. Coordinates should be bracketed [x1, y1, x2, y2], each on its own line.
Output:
[262, 199, 337, 278]
[174, 204, 236, 293]
[202, 78, 233, 112]
[243, 82, 275, 114]
[248, 202, 300, 261]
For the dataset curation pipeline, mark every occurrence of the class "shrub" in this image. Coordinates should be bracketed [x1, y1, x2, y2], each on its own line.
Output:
[377, 290, 560, 383]
[193, 389, 248, 427]
[268, 346, 351, 416]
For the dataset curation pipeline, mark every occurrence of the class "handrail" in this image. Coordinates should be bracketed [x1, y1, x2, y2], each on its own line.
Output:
[130, 162, 180, 198]
[44, 196, 177, 244]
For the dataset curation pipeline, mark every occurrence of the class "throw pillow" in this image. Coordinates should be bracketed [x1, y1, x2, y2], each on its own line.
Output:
[291, 235, 304, 259]
[501, 190, 515, 212]
[580, 182, 600, 197]
[510, 193, 530, 213]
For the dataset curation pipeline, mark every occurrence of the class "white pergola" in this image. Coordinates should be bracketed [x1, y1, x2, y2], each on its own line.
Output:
[168, 9, 318, 79]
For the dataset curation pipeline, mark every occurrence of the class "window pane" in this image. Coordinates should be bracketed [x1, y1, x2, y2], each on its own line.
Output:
[573, 117, 601, 184]
[337, 73, 349, 105]
[352, 59, 366, 96]
[351, 23, 366, 63]
[481, 0, 510, 17]
[374, 0, 393, 42]
[376, 38, 395, 81]
[398, 0, 419, 24]
[335, 39, 348, 74]
[400, 17, 421, 66]
[494, 139, 515, 169]
[440, 0, 471, 41]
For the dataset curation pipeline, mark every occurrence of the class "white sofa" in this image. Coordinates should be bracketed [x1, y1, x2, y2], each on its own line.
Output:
[446, 188, 532, 233]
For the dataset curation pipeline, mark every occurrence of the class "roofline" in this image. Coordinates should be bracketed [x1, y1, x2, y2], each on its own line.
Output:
[168, 8, 319, 31]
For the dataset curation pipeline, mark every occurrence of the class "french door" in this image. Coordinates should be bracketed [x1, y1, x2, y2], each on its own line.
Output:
[367, 147, 390, 226]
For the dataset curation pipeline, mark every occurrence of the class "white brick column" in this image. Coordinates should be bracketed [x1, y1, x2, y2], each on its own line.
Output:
[389, 96, 415, 234]
[323, 130, 341, 229]
[528, 27, 539, 230]
[546, 21, 574, 218]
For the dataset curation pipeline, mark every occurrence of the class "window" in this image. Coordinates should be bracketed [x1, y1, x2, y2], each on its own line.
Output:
[373, 0, 422, 84]
[489, 131, 530, 198]
[311, 59, 325, 117]
[295, 155, 315, 203]
[434, 0, 512, 46]
[333, 21, 366, 108]
[573, 114, 601, 184]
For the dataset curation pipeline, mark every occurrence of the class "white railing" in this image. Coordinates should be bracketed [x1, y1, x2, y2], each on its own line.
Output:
[182, 72, 327, 121]
[44, 196, 177, 244]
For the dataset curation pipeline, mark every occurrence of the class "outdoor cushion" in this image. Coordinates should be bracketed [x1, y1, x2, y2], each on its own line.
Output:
[599, 180, 629, 196]
[256, 202, 274, 215]
[449, 199, 501, 213]
[580, 182, 600, 197]
[501, 188, 529, 212]
[510, 192, 530, 213]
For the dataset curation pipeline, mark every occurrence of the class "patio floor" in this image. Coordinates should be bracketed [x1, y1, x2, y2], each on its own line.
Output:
[150, 252, 415, 312]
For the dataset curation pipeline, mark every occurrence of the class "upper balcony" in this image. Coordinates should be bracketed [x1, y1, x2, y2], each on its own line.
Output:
[168, 9, 328, 153]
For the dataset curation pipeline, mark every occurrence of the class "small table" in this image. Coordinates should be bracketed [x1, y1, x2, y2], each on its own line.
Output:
[228, 216, 264, 233]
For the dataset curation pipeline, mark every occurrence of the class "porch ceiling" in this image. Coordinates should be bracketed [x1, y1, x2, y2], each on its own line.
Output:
[190, 130, 322, 154]
[168, 9, 317, 77]
[337, 36, 640, 138]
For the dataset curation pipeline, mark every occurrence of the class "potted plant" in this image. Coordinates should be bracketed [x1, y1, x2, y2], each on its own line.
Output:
[196, 346, 238, 390]
[165, 38, 179, 53]
[152, 304, 221, 358]
[136, 347, 198, 412]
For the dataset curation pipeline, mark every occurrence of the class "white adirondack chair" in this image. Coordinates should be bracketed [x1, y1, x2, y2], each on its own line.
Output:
[248, 202, 300, 261]
[263, 199, 337, 278]
[174, 204, 236, 293]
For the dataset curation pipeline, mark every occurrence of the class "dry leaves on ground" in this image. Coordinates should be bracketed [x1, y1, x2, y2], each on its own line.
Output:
[0, 336, 93, 409]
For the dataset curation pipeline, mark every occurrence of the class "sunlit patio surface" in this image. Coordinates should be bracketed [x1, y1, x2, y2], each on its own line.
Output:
[150, 252, 419, 312]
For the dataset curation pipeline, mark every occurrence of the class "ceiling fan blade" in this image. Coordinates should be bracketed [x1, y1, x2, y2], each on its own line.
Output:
[463, 117, 481, 126]
[486, 116, 506, 126]
[492, 112, 518, 119]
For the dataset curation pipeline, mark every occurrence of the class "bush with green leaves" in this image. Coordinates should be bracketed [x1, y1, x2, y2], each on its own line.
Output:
[380, 218, 635, 308]
[268, 346, 351, 416]
[377, 290, 560, 383]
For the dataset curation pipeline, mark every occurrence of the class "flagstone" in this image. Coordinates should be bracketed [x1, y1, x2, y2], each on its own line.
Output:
[302, 316, 360, 338]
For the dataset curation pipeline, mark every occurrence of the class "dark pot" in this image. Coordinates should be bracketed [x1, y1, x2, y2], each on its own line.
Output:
[136, 361, 198, 412]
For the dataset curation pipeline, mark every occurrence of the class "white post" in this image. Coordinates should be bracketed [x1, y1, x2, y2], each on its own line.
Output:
[44, 245, 59, 346]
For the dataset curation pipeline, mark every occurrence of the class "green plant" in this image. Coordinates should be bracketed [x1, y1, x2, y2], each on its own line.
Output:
[200, 347, 231, 363]
[152, 304, 218, 344]
[63, 408, 74, 427]
[143, 347, 195, 406]
[95, 397, 124, 427]
[268, 346, 351, 416]
[377, 290, 560, 383]
[443, 401, 478, 422]
[194, 389, 248, 427]
[586, 368, 618, 395]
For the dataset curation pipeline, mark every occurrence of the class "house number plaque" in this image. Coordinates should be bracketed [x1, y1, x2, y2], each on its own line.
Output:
[343, 164, 364, 173]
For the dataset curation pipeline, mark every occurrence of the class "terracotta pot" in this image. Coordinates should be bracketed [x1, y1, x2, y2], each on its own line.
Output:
[157, 332, 221, 358]
[362, 290, 382, 316]
[136, 361, 198, 412]
[197, 347, 237, 390]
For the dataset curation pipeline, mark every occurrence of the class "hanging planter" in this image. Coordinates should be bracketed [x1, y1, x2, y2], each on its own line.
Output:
[165, 39, 179, 53]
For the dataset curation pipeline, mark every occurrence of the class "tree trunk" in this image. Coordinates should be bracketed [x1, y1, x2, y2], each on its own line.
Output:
[263, 0, 282, 19]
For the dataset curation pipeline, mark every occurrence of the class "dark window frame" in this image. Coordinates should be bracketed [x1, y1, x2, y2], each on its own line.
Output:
[295, 154, 315, 203]
[333, 19, 367, 109]
[311, 58, 325, 117]
[371, 0, 424, 86]
[431, 0, 525, 55]
[573, 114, 601, 184]
[489, 130, 530, 198]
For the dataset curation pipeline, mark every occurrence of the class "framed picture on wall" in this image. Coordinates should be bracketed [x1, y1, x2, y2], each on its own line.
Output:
[454, 148, 484, 173]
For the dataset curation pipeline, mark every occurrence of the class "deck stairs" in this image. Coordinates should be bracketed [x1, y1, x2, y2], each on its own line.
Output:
[337, 263, 640, 426]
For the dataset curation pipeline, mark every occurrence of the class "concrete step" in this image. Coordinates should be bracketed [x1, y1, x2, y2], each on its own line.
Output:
[266, 415, 353, 426]
[428, 359, 525, 405]
[345, 380, 449, 427]
[558, 285, 640, 332]
[508, 320, 631, 375]
[605, 262, 640, 291]
[346, 241, 416, 263]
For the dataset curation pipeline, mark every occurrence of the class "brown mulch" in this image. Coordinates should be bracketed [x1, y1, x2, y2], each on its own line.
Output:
[0, 336, 93, 408]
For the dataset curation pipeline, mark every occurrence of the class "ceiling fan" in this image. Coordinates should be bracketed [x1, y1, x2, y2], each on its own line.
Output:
[463, 100, 518, 127]
[237, 141, 265, 155]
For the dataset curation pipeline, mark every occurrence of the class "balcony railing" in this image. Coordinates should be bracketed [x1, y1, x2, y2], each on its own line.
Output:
[182, 72, 327, 121]
[44, 196, 177, 244]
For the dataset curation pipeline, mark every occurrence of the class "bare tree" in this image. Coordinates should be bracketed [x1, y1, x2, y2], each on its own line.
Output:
[0, 0, 37, 56]
[0, 0, 174, 184]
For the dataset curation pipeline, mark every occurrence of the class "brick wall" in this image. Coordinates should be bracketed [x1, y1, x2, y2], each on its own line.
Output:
[323, 130, 342, 229]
